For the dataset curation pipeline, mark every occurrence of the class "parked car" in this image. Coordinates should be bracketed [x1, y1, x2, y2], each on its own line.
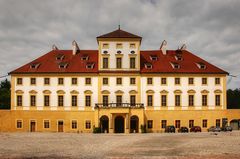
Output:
[165, 125, 176, 133]
[190, 126, 201, 132]
[208, 126, 221, 132]
[178, 127, 189, 133]
[221, 126, 233, 132]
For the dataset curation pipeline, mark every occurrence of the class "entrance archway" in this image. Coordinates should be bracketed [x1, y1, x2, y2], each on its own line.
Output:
[130, 115, 139, 133]
[100, 115, 109, 133]
[114, 116, 124, 133]
[230, 119, 239, 130]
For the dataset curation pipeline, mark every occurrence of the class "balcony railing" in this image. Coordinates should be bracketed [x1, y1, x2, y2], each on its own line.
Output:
[95, 103, 144, 108]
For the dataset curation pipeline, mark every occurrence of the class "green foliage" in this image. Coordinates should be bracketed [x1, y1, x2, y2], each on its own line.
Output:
[227, 89, 240, 109]
[93, 127, 101, 133]
[0, 79, 10, 109]
[140, 124, 147, 133]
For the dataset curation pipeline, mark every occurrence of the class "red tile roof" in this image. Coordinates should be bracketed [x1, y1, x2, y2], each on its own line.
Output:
[97, 29, 142, 39]
[9, 49, 228, 74]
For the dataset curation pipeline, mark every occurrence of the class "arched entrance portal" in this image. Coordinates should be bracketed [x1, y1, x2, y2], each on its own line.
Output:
[100, 115, 109, 133]
[114, 116, 125, 133]
[130, 115, 139, 133]
[230, 119, 240, 130]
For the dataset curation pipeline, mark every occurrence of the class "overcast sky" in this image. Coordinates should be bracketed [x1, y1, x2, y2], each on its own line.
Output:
[0, 0, 239, 89]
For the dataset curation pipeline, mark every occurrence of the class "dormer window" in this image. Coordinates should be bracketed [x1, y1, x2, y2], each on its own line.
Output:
[116, 43, 123, 49]
[30, 63, 40, 69]
[130, 51, 135, 54]
[102, 43, 109, 49]
[197, 62, 206, 69]
[81, 55, 89, 61]
[103, 50, 108, 54]
[56, 54, 65, 60]
[171, 62, 180, 69]
[175, 55, 183, 61]
[144, 63, 152, 69]
[59, 62, 68, 69]
[117, 50, 122, 54]
[86, 63, 95, 69]
[150, 55, 158, 61]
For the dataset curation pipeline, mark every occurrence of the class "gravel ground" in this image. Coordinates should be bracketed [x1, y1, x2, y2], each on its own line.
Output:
[0, 131, 240, 159]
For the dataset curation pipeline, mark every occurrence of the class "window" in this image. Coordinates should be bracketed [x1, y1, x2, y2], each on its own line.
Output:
[147, 120, 153, 129]
[116, 43, 122, 49]
[30, 95, 36, 106]
[116, 78, 122, 85]
[58, 95, 64, 106]
[58, 78, 64, 85]
[17, 95, 22, 106]
[16, 120, 22, 128]
[161, 78, 167, 85]
[215, 78, 220, 85]
[202, 95, 208, 106]
[116, 95, 122, 106]
[81, 55, 89, 61]
[145, 63, 152, 69]
[130, 51, 135, 54]
[59, 62, 68, 69]
[44, 78, 50, 85]
[147, 78, 153, 85]
[130, 95, 136, 106]
[175, 78, 180, 85]
[130, 57, 136, 69]
[85, 120, 91, 129]
[188, 78, 194, 85]
[103, 78, 108, 85]
[189, 120, 194, 128]
[130, 78, 136, 85]
[175, 55, 183, 61]
[30, 78, 36, 85]
[175, 120, 181, 128]
[85, 78, 91, 85]
[72, 95, 77, 106]
[172, 63, 180, 69]
[72, 78, 78, 85]
[56, 54, 65, 60]
[117, 50, 122, 54]
[103, 95, 108, 106]
[103, 58, 109, 69]
[202, 78, 207, 85]
[102, 43, 109, 49]
[202, 119, 207, 128]
[197, 62, 206, 69]
[161, 120, 167, 129]
[72, 120, 77, 129]
[116, 58, 122, 69]
[85, 95, 91, 107]
[103, 50, 108, 54]
[86, 63, 95, 69]
[216, 119, 221, 127]
[215, 95, 221, 106]
[44, 95, 50, 106]
[130, 43, 136, 49]
[44, 120, 50, 129]
[175, 95, 181, 106]
[17, 78, 23, 85]
[150, 55, 158, 61]
[147, 95, 153, 106]
[188, 95, 194, 106]
[161, 95, 167, 106]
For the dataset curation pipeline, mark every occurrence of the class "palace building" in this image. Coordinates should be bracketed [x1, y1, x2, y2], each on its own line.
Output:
[0, 27, 240, 133]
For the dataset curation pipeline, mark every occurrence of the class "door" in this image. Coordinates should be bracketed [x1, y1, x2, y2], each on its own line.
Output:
[58, 121, 64, 132]
[114, 116, 124, 133]
[30, 121, 36, 132]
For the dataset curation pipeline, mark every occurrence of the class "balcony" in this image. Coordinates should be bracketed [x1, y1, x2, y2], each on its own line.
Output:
[95, 103, 144, 108]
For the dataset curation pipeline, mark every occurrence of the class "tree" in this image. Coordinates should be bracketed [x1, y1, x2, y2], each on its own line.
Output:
[0, 79, 11, 109]
[227, 89, 240, 109]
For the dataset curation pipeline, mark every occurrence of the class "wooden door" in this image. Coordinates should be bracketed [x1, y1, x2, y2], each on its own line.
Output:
[58, 121, 64, 132]
[30, 121, 36, 132]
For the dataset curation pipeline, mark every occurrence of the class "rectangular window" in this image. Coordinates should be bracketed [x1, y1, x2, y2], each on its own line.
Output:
[130, 57, 136, 69]
[161, 78, 167, 85]
[161, 95, 167, 106]
[202, 119, 207, 128]
[72, 78, 77, 85]
[216, 119, 221, 127]
[175, 120, 181, 128]
[85, 78, 91, 85]
[161, 120, 167, 129]
[103, 78, 108, 85]
[175, 78, 180, 85]
[85, 95, 91, 107]
[189, 120, 194, 128]
[116, 43, 123, 49]
[147, 78, 153, 85]
[202, 78, 207, 85]
[116, 78, 122, 85]
[147, 95, 153, 106]
[30, 95, 36, 106]
[130, 78, 136, 85]
[202, 95, 208, 106]
[188, 95, 194, 106]
[147, 120, 153, 129]
[130, 43, 136, 49]
[16, 120, 22, 128]
[85, 120, 91, 129]
[215, 95, 221, 106]
[103, 95, 108, 106]
[103, 58, 109, 69]
[188, 78, 194, 85]
[130, 95, 136, 106]
[17, 95, 22, 106]
[44, 78, 50, 85]
[30, 78, 36, 85]
[44, 120, 50, 129]
[17, 78, 23, 85]
[44, 95, 50, 106]
[175, 95, 181, 106]
[58, 78, 64, 85]
[102, 43, 109, 49]
[215, 78, 220, 85]
[72, 95, 77, 106]
[116, 58, 122, 69]
[58, 95, 64, 106]
[116, 95, 122, 106]
[72, 120, 77, 129]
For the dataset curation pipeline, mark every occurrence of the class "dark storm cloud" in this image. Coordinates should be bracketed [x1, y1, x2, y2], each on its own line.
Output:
[0, 0, 239, 88]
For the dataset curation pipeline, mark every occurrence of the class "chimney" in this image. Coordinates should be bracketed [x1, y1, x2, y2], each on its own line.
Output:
[180, 44, 187, 50]
[160, 40, 167, 55]
[52, 44, 58, 50]
[72, 40, 80, 55]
